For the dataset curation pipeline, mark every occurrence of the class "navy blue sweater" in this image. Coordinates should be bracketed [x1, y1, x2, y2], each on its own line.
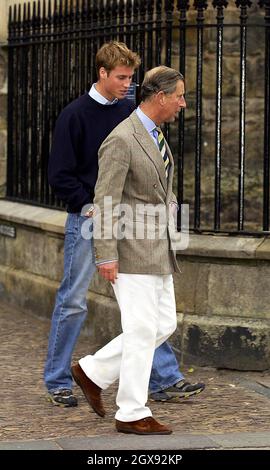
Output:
[48, 93, 135, 213]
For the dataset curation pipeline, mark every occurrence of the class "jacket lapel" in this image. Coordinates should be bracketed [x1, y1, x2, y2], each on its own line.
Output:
[164, 139, 174, 204]
[130, 112, 168, 193]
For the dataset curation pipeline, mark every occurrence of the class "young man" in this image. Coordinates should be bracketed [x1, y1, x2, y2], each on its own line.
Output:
[45, 42, 205, 407]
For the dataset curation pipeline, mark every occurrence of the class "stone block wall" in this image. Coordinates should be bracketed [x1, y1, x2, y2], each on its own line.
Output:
[1, 201, 270, 370]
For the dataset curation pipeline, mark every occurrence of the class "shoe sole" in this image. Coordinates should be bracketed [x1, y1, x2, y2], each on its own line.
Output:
[150, 387, 205, 402]
[168, 387, 205, 399]
[47, 396, 78, 407]
[116, 428, 172, 435]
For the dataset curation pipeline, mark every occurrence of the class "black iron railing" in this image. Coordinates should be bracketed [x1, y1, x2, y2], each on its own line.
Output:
[6, 0, 270, 234]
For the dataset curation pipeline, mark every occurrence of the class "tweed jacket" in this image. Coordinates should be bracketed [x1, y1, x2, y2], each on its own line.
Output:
[93, 110, 180, 274]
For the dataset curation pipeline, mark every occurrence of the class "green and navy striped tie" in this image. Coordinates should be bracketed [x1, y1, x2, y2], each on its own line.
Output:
[156, 127, 170, 178]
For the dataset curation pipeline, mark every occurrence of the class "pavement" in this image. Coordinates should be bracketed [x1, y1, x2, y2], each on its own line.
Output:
[1, 302, 270, 451]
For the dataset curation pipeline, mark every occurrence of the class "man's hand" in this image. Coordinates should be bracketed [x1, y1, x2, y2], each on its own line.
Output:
[97, 261, 119, 284]
[169, 201, 178, 215]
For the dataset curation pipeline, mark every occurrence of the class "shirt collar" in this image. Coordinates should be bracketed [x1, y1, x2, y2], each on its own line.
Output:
[89, 84, 118, 105]
[135, 106, 156, 135]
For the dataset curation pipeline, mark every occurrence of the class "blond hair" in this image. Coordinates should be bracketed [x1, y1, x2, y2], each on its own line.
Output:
[96, 41, 141, 76]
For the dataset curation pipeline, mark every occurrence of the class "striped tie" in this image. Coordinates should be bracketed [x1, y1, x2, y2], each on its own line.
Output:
[156, 127, 170, 178]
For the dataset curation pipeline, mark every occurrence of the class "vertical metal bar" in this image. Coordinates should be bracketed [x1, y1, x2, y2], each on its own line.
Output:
[176, 0, 189, 229]
[65, 0, 72, 102]
[85, 0, 91, 90]
[194, 1, 207, 230]
[165, 0, 173, 67]
[87, 0, 95, 86]
[125, 0, 132, 49]
[39, 0, 47, 204]
[17, 4, 23, 198]
[146, 1, 154, 70]
[133, 0, 139, 58]
[46, 0, 54, 205]
[74, 0, 81, 97]
[30, 1, 38, 201]
[92, 0, 98, 73]
[15, 5, 20, 198]
[89, 1, 96, 83]
[104, 0, 111, 42]
[70, 0, 76, 100]
[44, 0, 54, 206]
[236, 0, 251, 231]
[81, 0, 87, 92]
[213, 0, 228, 231]
[40, 0, 46, 203]
[7, 6, 15, 198]
[111, 0, 117, 40]
[19, 4, 28, 199]
[103, 0, 109, 42]
[118, 0, 125, 42]
[97, 0, 104, 45]
[132, 0, 139, 83]
[260, 0, 270, 230]
[139, 1, 146, 85]
[25, 2, 30, 200]
[58, 0, 64, 108]
[155, 0, 162, 65]
[26, 2, 32, 201]
[53, 0, 60, 121]
[164, 1, 174, 144]
[36, 1, 42, 204]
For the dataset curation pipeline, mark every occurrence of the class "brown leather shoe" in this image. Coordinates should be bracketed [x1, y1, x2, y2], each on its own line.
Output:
[71, 363, 105, 417]
[115, 416, 172, 435]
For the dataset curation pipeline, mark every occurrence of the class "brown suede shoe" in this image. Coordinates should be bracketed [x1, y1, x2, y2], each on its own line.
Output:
[71, 363, 105, 417]
[115, 416, 172, 435]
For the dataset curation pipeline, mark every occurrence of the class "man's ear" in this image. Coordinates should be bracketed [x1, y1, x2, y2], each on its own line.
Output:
[156, 90, 166, 106]
[99, 67, 108, 80]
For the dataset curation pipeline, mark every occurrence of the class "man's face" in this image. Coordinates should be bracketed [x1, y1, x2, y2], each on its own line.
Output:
[99, 65, 134, 100]
[161, 80, 186, 123]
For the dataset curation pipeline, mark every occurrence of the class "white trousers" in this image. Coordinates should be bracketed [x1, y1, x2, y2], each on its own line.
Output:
[79, 273, 176, 422]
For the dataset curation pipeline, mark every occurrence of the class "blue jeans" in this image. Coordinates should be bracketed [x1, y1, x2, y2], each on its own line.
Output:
[149, 342, 184, 393]
[44, 213, 183, 393]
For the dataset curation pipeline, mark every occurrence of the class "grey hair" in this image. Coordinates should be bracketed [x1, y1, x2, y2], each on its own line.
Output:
[141, 66, 184, 101]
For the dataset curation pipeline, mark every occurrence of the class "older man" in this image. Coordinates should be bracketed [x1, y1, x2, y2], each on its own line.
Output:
[72, 66, 188, 435]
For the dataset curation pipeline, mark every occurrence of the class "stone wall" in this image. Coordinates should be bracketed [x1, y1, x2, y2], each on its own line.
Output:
[0, 200, 270, 371]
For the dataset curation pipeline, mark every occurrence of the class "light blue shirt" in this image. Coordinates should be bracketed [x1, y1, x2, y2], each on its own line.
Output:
[135, 107, 159, 148]
[89, 84, 118, 105]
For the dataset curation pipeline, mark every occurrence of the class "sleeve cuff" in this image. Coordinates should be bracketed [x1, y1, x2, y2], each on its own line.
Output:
[96, 259, 118, 267]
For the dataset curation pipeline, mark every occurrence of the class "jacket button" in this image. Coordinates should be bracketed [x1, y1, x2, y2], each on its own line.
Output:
[153, 183, 157, 189]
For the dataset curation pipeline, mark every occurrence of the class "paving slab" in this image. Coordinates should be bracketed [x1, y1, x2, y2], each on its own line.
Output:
[56, 434, 217, 450]
[0, 440, 61, 450]
[210, 432, 270, 449]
